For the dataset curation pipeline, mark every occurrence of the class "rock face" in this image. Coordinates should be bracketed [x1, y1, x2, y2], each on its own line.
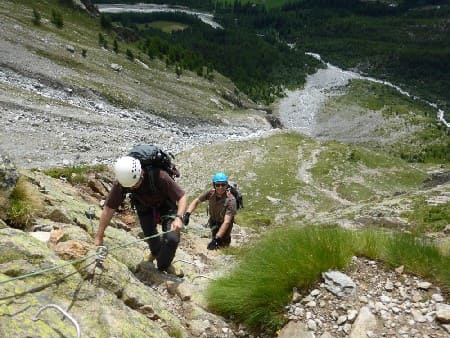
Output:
[0, 1, 273, 170]
[0, 170, 246, 337]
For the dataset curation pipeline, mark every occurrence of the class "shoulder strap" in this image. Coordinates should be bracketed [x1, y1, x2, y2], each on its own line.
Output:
[145, 166, 160, 192]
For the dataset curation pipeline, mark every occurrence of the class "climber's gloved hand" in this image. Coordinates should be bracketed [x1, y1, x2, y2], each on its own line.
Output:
[182, 212, 191, 226]
[207, 237, 221, 250]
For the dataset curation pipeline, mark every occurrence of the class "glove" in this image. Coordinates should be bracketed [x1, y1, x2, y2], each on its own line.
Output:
[182, 212, 191, 226]
[207, 237, 221, 250]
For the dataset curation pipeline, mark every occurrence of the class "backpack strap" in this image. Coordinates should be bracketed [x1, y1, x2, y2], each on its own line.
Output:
[209, 186, 233, 207]
[145, 166, 160, 193]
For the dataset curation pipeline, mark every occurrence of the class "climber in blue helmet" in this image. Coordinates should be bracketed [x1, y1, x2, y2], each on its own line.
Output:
[183, 172, 237, 250]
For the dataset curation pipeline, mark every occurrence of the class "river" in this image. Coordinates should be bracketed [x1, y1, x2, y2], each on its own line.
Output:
[97, 4, 448, 134]
[97, 3, 223, 29]
[278, 53, 449, 135]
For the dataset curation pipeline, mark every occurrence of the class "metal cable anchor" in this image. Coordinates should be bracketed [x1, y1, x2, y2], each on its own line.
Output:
[95, 245, 108, 267]
[85, 206, 96, 232]
[32, 304, 81, 338]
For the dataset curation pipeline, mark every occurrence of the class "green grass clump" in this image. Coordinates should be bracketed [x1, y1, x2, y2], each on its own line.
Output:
[42, 164, 108, 184]
[207, 225, 354, 331]
[382, 234, 445, 281]
[146, 21, 188, 33]
[7, 177, 43, 228]
[402, 199, 450, 233]
[207, 225, 450, 334]
[351, 228, 387, 260]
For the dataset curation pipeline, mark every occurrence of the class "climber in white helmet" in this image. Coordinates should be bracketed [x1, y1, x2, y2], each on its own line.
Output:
[95, 151, 187, 277]
[113, 156, 142, 188]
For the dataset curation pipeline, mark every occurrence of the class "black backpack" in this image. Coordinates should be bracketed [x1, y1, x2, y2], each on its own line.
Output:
[228, 181, 244, 210]
[128, 144, 180, 191]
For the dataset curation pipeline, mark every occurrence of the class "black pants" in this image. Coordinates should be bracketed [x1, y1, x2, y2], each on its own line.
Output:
[136, 202, 180, 270]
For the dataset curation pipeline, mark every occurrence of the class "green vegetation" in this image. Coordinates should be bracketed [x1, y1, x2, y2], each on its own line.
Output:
[102, 10, 322, 104]
[326, 79, 450, 163]
[42, 164, 108, 185]
[51, 9, 64, 28]
[32, 8, 41, 26]
[7, 177, 43, 229]
[126, 48, 134, 61]
[35, 49, 91, 72]
[178, 132, 427, 231]
[310, 141, 426, 198]
[402, 198, 450, 233]
[148, 21, 188, 33]
[100, 0, 449, 109]
[165, 326, 183, 338]
[207, 225, 450, 334]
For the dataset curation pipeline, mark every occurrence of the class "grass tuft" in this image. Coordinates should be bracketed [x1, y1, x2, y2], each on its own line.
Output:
[42, 164, 108, 184]
[7, 176, 44, 228]
[207, 225, 450, 333]
[383, 234, 444, 281]
[207, 225, 354, 331]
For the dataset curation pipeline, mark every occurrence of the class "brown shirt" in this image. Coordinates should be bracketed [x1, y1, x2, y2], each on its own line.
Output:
[199, 188, 237, 223]
[105, 169, 185, 210]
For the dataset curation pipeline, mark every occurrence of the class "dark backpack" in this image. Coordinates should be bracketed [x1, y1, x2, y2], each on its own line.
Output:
[228, 181, 243, 210]
[128, 144, 180, 191]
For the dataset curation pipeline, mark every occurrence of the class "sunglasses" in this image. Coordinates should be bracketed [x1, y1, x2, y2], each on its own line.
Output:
[214, 183, 227, 187]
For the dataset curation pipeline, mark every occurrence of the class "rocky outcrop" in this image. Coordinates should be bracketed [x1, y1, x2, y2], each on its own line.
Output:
[1, 168, 449, 338]
[78, 0, 100, 17]
[0, 169, 251, 337]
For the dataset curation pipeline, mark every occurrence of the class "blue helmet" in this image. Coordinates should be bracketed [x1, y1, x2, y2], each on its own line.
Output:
[212, 172, 228, 184]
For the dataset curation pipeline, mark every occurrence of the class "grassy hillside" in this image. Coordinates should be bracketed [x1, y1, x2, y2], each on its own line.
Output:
[177, 131, 437, 231]
[98, 0, 450, 114]
[1, 0, 256, 122]
[318, 79, 450, 163]
[2, 2, 449, 337]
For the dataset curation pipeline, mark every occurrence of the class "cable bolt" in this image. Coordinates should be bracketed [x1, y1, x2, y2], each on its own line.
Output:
[95, 245, 108, 267]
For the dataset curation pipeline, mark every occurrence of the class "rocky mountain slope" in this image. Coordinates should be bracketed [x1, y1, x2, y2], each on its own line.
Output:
[0, 0, 272, 170]
[0, 1, 449, 338]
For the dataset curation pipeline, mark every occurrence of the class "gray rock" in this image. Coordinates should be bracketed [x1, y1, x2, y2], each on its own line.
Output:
[349, 306, 379, 338]
[436, 303, 450, 324]
[278, 321, 315, 338]
[322, 271, 356, 297]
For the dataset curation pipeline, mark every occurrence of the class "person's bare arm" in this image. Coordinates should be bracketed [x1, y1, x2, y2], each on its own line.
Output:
[94, 206, 115, 246]
[216, 214, 233, 238]
[186, 197, 202, 214]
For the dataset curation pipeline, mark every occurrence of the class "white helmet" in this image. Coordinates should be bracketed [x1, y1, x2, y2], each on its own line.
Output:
[113, 156, 142, 187]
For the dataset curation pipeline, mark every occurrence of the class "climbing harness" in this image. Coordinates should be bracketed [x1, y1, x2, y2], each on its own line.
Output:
[33, 304, 81, 338]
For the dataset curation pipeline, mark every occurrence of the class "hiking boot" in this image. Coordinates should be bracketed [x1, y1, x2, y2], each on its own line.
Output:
[163, 265, 184, 278]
